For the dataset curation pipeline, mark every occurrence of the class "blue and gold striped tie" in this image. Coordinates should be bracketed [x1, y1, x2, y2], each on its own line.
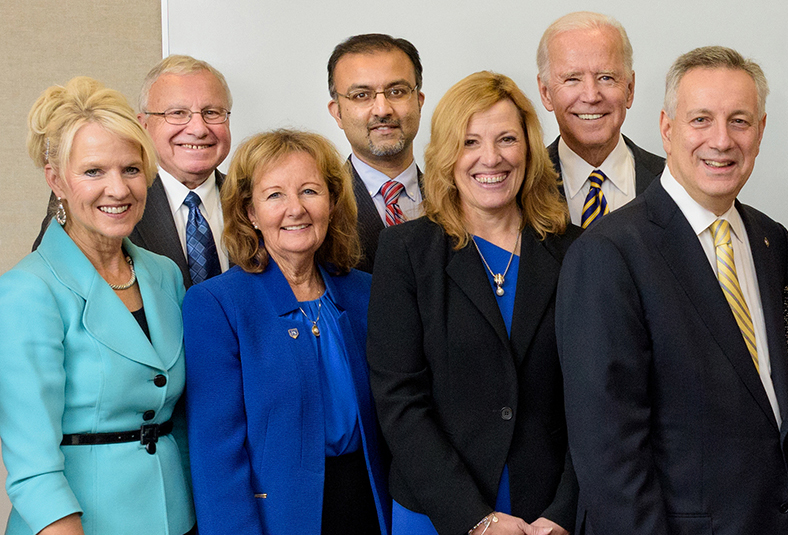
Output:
[581, 170, 610, 229]
[711, 219, 759, 373]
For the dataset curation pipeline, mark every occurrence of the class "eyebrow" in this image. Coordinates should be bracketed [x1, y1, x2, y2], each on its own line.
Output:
[345, 79, 413, 91]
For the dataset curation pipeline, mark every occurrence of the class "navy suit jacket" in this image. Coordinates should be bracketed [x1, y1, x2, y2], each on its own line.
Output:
[556, 179, 788, 534]
[183, 260, 390, 534]
[547, 135, 664, 202]
[33, 170, 225, 288]
[349, 160, 422, 274]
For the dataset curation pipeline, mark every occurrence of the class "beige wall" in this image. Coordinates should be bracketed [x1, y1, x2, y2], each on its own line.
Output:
[0, 0, 161, 528]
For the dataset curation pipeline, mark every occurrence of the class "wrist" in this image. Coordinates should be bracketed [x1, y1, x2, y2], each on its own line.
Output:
[468, 512, 499, 535]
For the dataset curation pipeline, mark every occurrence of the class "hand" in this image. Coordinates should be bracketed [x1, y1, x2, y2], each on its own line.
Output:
[530, 516, 569, 535]
[38, 513, 85, 535]
[471, 512, 555, 535]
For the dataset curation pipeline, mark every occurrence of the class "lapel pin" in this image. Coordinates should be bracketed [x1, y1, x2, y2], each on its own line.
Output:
[764, 237, 770, 247]
[288, 328, 299, 339]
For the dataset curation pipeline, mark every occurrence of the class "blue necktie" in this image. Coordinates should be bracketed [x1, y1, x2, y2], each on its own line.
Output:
[581, 169, 610, 228]
[183, 192, 221, 284]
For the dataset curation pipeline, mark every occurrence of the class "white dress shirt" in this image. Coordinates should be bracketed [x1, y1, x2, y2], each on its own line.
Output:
[351, 154, 423, 224]
[661, 168, 780, 425]
[558, 135, 636, 226]
[158, 168, 229, 273]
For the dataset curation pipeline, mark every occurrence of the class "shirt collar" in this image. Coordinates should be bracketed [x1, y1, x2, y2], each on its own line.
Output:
[558, 134, 633, 199]
[350, 154, 419, 201]
[158, 167, 219, 217]
[660, 165, 742, 241]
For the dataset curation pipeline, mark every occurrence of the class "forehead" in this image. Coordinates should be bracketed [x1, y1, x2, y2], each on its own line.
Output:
[333, 49, 416, 89]
[467, 99, 523, 133]
[254, 151, 322, 186]
[147, 70, 229, 108]
[548, 26, 625, 73]
[676, 67, 758, 113]
[70, 123, 140, 164]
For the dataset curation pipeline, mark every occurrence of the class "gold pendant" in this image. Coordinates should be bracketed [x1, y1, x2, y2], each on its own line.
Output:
[311, 323, 320, 337]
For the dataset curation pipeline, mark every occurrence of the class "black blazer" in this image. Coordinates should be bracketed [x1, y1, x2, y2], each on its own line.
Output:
[556, 180, 788, 534]
[547, 135, 664, 201]
[367, 217, 581, 535]
[349, 160, 422, 274]
[32, 170, 225, 288]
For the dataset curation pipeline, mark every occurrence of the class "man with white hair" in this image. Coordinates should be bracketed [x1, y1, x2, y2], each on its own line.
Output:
[537, 11, 663, 228]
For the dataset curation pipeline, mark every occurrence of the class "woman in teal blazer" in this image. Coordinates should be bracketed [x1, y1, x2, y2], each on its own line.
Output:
[0, 78, 194, 535]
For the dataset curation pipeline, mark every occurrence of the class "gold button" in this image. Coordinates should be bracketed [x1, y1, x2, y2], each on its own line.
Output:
[254, 493, 267, 499]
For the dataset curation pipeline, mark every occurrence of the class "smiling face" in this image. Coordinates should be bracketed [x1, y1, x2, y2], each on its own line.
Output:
[247, 151, 332, 270]
[328, 49, 424, 174]
[538, 26, 634, 167]
[453, 99, 527, 226]
[660, 67, 765, 215]
[46, 122, 148, 253]
[139, 70, 231, 188]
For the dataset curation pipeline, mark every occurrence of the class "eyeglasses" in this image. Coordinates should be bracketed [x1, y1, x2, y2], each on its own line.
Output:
[336, 85, 416, 106]
[144, 108, 231, 125]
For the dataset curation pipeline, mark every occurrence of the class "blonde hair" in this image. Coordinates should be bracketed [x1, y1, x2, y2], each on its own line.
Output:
[27, 76, 157, 186]
[222, 129, 360, 273]
[139, 55, 232, 112]
[423, 71, 568, 248]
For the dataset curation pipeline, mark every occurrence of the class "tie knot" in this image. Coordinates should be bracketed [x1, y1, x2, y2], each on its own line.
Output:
[711, 219, 732, 247]
[588, 170, 607, 188]
[184, 191, 203, 209]
[381, 180, 405, 205]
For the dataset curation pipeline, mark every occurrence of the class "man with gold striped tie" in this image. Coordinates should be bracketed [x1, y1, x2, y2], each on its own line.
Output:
[536, 12, 664, 228]
[556, 46, 788, 535]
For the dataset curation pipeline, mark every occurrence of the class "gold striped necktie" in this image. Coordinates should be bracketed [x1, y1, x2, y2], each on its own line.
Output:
[581, 170, 610, 228]
[711, 219, 759, 373]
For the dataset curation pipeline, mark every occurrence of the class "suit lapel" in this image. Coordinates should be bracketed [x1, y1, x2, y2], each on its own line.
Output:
[510, 229, 562, 367]
[650, 185, 777, 429]
[446, 240, 510, 349]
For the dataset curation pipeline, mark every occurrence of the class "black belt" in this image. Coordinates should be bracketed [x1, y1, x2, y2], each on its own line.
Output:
[61, 420, 173, 454]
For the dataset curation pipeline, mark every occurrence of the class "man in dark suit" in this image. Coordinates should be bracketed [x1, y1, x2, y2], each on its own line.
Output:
[556, 46, 788, 534]
[327, 34, 425, 272]
[536, 12, 664, 228]
[33, 55, 232, 288]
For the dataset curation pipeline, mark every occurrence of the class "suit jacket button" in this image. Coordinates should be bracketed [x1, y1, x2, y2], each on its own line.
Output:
[779, 502, 788, 514]
[153, 374, 167, 387]
[500, 407, 513, 420]
[143, 410, 155, 421]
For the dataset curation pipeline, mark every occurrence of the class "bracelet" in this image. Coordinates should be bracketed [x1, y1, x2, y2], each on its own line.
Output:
[468, 512, 499, 535]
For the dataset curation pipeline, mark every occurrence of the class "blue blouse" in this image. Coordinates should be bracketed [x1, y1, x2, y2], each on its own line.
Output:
[287, 287, 362, 457]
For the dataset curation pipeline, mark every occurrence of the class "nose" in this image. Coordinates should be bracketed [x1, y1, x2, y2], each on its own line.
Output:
[708, 121, 735, 152]
[285, 194, 307, 217]
[480, 141, 502, 167]
[579, 78, 602, 103]
[184, 111, 210, 136]
[370, 92, 394, 117]
[106, 169, 131, 198]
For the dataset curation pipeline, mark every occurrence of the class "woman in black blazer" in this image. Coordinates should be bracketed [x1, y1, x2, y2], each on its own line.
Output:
[367, 71, 580, 535]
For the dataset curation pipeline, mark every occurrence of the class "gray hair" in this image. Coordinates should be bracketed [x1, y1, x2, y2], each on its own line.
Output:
[138, 54, 233, 112]
[663, 46, 768, 119]
[537, 11, 633, 84]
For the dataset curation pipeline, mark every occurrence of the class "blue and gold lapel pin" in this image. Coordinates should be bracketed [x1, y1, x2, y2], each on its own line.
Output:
[288, 328, 299, 339]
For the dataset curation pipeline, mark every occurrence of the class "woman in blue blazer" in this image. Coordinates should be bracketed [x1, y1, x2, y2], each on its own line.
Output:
[0, 78, 195, 534]
[183, 130, 389, 535]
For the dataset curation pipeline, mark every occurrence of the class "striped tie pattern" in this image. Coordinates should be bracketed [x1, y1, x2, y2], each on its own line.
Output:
[581, 170, 610, 229]
[184, 191, 222, 285]
[381, 180, 406, 227]
[711, 219, 759, 373]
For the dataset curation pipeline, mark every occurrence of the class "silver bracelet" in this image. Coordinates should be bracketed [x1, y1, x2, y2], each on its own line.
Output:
[468, 512, 499, 535]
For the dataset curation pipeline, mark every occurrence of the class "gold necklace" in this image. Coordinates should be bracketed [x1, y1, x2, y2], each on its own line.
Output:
[472, 232, 521, 297]
[299, 301, 322, 337]
[108, 256, 136, 291]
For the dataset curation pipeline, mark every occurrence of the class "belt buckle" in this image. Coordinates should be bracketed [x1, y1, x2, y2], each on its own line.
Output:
[140, 423, 160, 454]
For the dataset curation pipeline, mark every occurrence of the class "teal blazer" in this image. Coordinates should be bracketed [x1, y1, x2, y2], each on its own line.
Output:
[0, 223, 195, 535]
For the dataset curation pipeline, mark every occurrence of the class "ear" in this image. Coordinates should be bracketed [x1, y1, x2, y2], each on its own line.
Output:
[758, 113, 767, 144]
[328, 99, 344, 129]
[537, 75, 554, 112]
[246, 204, 258, 229]
[625, 71, 636, 109]
[45, 164, 67, 199]
[417, 90, 425, 110]
[137, 112, 150, 130]
[659, 109, 672, 156]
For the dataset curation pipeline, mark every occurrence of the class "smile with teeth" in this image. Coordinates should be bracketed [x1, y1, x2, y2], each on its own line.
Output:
[576, 113, 604, 120]
[474, 172, 508, 184]
[282, 224, 310, 231]
[703, 160, 733, 168]
[99, 205, 130, 214]
[180, 144, 212, 150]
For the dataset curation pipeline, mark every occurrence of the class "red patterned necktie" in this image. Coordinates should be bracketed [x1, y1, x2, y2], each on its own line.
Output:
[381, 180, 406, 226]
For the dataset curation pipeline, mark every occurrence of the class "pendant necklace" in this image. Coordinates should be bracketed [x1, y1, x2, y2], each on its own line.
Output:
[109, 256, 136, 290]
[472, 232, 521, 297]
[299, 301, 322, 337]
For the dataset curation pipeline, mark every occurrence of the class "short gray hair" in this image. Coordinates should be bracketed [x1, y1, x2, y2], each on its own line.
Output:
[138, 54, 233, 112]
[537, 11, 633, 84]
[663, 46, 768, 119]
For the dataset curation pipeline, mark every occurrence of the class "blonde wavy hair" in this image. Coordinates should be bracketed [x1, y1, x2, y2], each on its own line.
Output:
[222, 129, 360, 274]
[423, 71, 568, 248]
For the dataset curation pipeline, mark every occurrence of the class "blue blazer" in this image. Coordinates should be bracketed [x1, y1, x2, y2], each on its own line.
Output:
[0, 223, 195, 535]
[183, 260, 390, 534]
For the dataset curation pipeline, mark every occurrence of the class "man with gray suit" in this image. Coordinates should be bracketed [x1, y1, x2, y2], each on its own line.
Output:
[327, 34, 425, 273]
[537, 12, 664, 228]
[34, 55, 232, 288]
